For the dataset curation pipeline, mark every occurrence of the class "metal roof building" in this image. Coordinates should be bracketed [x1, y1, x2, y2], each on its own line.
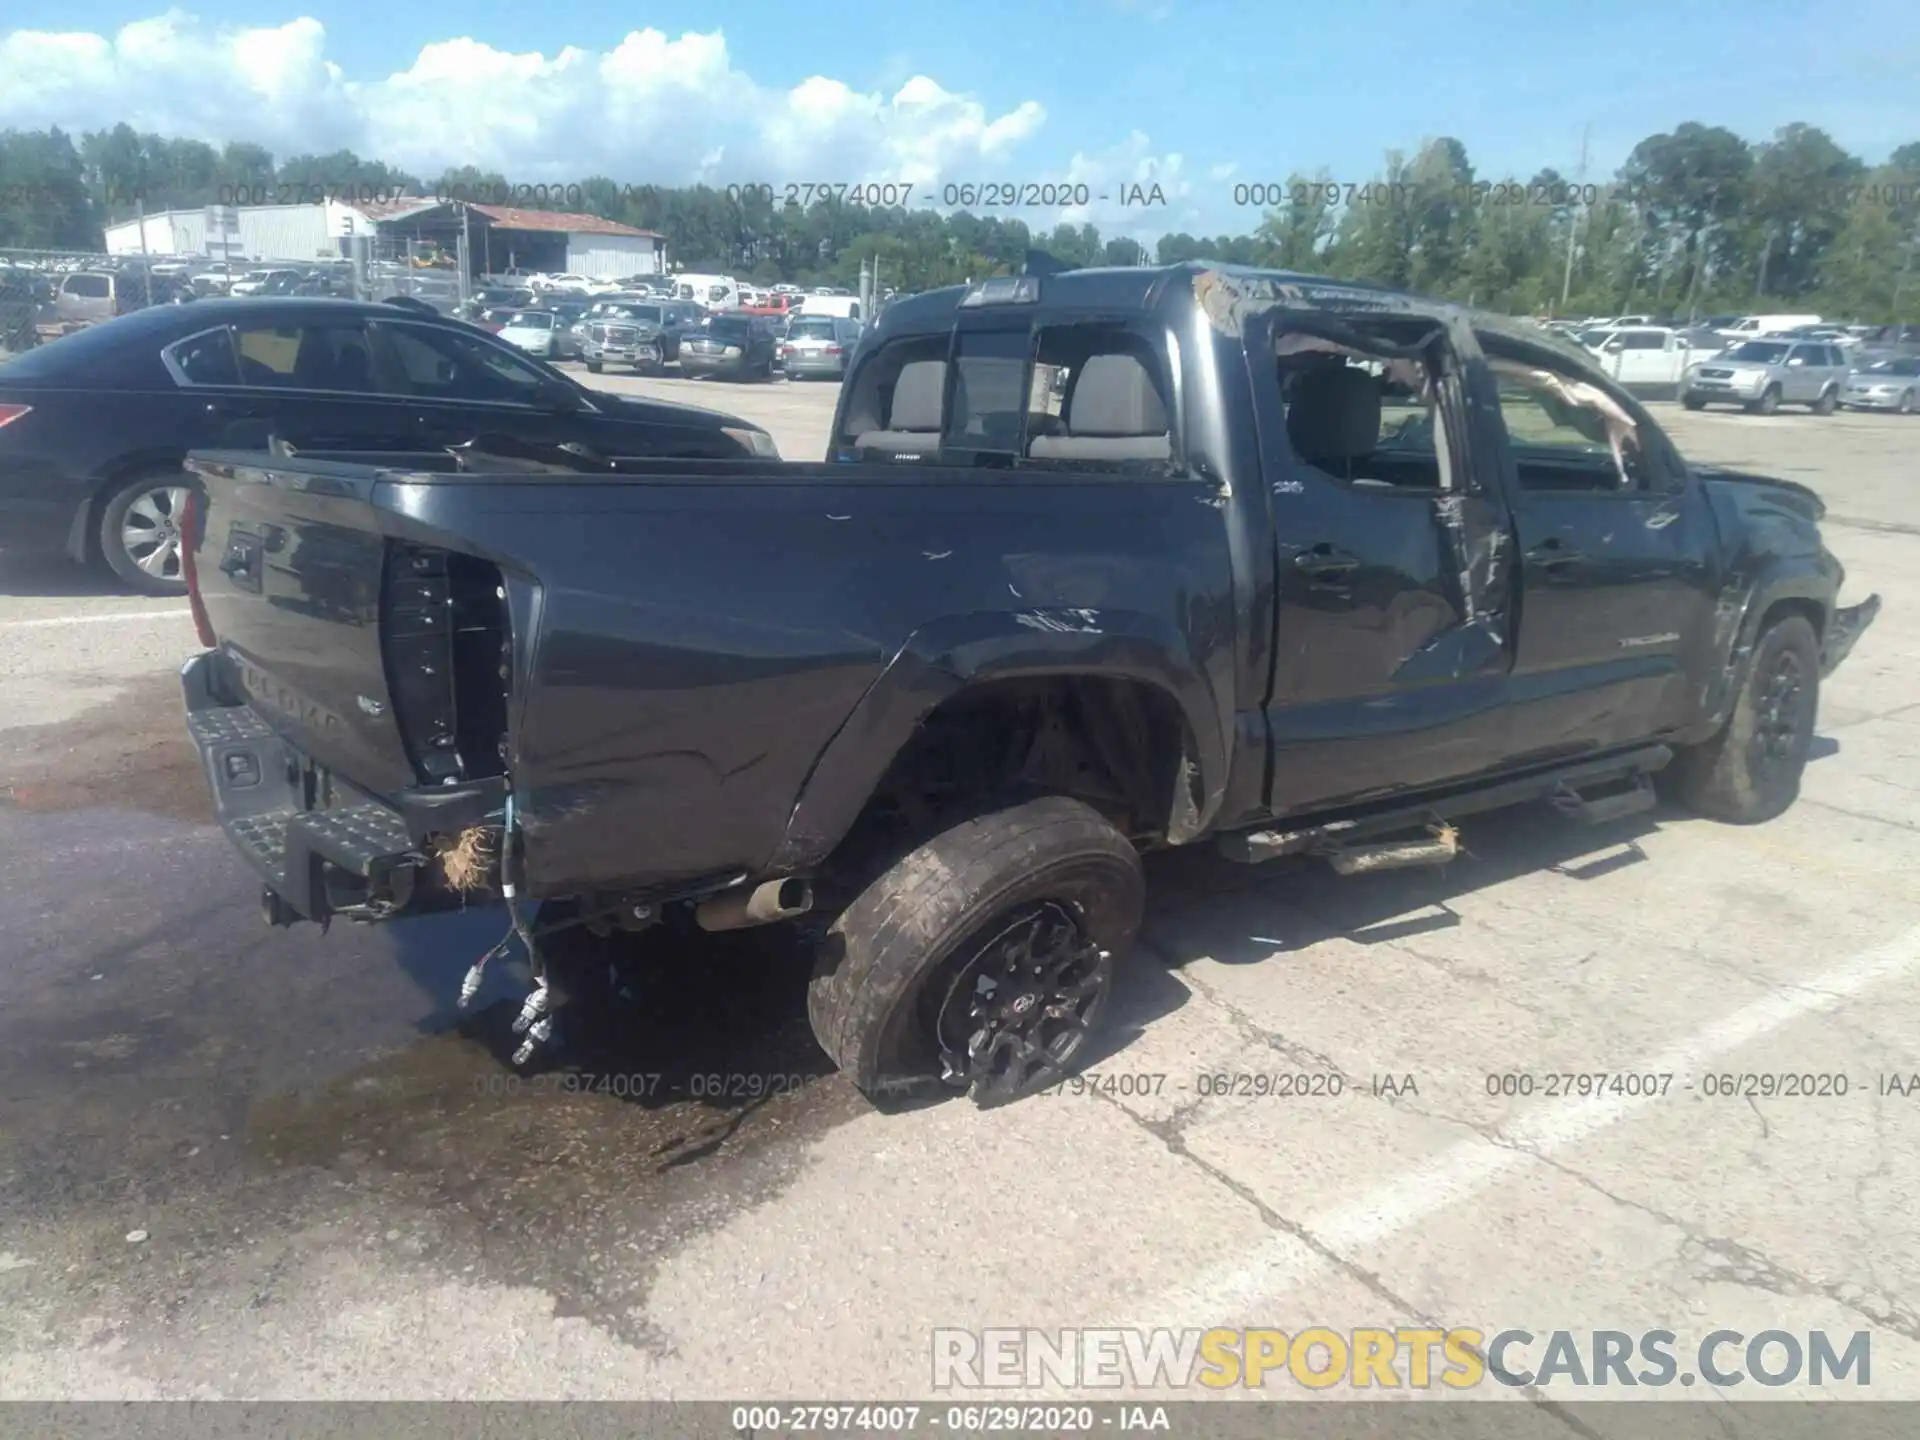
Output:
[105, 199, 666, 279]
[103, 201, 378, 263]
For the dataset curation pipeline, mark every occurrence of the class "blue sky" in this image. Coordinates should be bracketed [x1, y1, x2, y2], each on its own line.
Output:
[4, 0, 1916, 236]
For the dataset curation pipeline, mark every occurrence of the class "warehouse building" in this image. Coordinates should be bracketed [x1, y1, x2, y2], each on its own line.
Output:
[104, 199, 666, 279]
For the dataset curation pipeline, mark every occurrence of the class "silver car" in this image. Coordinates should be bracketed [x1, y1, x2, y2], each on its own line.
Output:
[1841, 356, 1920, 414]
[780, 315, 862, 380]
[1681, 338, 1850, 415]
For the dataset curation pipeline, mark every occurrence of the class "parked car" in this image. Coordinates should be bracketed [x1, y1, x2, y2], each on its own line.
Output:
[679, 313, 778, 380]
[1584, 326, 1702, 397]
[472, 286, 536, 311]
[798, 294, 863, 322]
[495, 309, 561, 359]
[545, 302, 591, 359]
[780, 314, 862, 380]
[1715, 313, 1824, 340]
[579, 299, 673, 374]
[1682, 338, 1851, 414]
[229, 269, 304, 297]
[673, 274, 743, 312]
[175, 262, 1877, 1106]
[1853, 324, 1920, 361]
[1841, 355, 1920, 413]
[469, 307, 515, 333]
[0, 296, 778, 595]
[47, 270, 136, 327]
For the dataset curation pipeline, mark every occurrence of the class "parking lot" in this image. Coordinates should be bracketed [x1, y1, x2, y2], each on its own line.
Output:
[2, 375, 1918, 1415]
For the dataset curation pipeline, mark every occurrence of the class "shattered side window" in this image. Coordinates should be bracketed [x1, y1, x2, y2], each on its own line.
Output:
[1486, 355, 1647, 492]
[1273, 328, 1451, 492]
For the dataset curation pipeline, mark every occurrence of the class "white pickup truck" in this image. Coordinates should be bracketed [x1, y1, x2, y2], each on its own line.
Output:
[1585, 326, 1714, 398]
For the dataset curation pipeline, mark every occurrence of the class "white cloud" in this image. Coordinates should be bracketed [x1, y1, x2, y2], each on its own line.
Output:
[1045, 131, 1203, 238]
[0, 12, 1052, 191]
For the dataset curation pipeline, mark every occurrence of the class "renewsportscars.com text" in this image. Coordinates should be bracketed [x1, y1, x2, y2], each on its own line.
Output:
[931, 1327, 1872, 1390]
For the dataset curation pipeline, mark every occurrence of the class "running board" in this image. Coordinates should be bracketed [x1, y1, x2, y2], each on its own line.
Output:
[1549, 771, 1658, 826]
[1216, 745, 1672, 866]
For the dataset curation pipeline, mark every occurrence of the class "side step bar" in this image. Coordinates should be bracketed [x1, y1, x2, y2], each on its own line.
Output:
[1550, 771, 1658, 826]
[1217, 744, 1671, 868]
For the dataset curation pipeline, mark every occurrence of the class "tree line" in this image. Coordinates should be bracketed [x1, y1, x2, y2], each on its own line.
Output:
[1, 119, 1915, 320]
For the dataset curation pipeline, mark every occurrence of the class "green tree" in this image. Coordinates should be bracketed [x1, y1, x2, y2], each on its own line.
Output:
[1616, 123, 1752, 320]
[1253, 169, 1336, 272]
[1745, 123, 1862, 299]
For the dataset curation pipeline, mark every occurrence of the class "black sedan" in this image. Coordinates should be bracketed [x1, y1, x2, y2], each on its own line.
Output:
[0, 296, 778, 595]
[679, 314, 779, 381]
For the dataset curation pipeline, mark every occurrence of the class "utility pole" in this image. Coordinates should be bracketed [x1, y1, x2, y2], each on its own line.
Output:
[1560, 122, 1590, 312]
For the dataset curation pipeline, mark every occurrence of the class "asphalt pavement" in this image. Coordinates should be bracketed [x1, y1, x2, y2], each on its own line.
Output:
[2, 381, 1917, 1414]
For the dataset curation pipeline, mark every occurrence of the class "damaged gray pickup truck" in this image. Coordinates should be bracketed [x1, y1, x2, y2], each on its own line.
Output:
[179, 262, 1881, 1107]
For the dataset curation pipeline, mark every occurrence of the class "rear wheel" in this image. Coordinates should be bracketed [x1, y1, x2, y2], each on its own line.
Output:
[99, 469, 196, 595]
[1666, 615, 1819, 824]
[1812, 385, 1838, 415]
[807, 796, 1145, 1108]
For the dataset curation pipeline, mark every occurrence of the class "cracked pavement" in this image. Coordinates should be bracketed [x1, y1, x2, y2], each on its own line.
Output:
[2, 388, 1918, 1421]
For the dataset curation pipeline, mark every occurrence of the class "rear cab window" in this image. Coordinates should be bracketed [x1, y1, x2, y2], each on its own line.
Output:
[834, 314, 1179, 471]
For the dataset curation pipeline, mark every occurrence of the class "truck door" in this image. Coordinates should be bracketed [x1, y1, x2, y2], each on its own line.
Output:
[1781, 343, 1822, 403]
[1244, 309, 1517, 815]
[1472, 336, 1721, 753]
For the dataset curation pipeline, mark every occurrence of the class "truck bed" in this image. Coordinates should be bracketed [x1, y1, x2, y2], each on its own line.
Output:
[182, 446, 1246, 913]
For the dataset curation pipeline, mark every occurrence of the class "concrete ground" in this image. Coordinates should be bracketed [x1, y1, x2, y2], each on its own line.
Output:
[2, 376, 1917, 1419]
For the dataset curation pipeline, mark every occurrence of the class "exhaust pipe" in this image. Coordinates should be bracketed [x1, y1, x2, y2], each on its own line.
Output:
[695, 877, 814, 932]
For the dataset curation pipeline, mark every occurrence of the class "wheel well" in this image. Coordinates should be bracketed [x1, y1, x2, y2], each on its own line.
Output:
[1759, 596, 1825, 642]
[75, 456, 188, 563]
[826, 676, 1189, 878]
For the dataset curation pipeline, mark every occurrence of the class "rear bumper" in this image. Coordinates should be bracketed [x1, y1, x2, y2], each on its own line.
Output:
[1821, 594, 1882, 677]
[680, 360, 743, 377]
[183, 651, 425, 923]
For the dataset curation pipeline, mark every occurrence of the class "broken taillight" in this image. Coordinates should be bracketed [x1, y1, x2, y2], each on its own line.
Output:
[180, 488, 217, 648]
[0, 403, 33, 430]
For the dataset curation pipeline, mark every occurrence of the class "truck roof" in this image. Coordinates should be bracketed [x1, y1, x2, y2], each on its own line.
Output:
[869, 260, 1601, 372]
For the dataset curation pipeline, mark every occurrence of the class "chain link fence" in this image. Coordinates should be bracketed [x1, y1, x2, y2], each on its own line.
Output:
[0, 240, 471, 358]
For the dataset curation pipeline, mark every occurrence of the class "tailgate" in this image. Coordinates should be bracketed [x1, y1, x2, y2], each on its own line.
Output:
[187, 452, 509, 800]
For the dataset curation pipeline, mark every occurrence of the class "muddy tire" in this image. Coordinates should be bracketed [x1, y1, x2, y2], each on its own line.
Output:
[807, 796, 1144, 1108]
[1667, 615, 1819, 824]
[99, 468, 196, 595]
[1812, 385, 1838, 415]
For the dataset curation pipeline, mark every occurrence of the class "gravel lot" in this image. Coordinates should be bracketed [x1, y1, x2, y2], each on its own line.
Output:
[2, 376, 1917, 1413]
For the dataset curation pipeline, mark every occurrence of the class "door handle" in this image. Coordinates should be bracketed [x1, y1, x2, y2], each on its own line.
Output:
[1294, 544, 1361, 576]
